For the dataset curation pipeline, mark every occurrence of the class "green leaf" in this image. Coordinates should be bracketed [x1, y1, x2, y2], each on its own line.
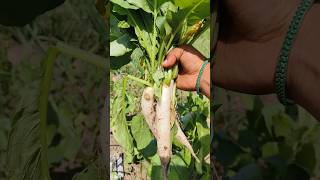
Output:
[152, 68, 164, 85]
[110, 78, 135, 162]
[262, 105, 285, 134]
[118, 20, 130, 28]
[130, 47, 145, 73]
[111, 53, 131, 70]
[192, 28, 210, 57]
[110, 8, 124, 31]
[150, 153, 191, 179]
[215, 138, 244, 167]
[262, 142, 279, 158]
[127, 0, 152, 13]
[110, 0, 139, 10]
[294, 143, 316, 175]
[47, 146, 63, 164]
[126, 11, 155, 61]
[272, 114, 294, 138]
[60, 136, 82, 160]
[112, 3, 129, 16]
[130, 114, 153, 150]
[6, 101, 42, 180]
[141, 139, 157, 158]
[110, 34, 135, 57]
[168, 154, 190, 179]
[195, 121, 210, 173]
[170, 0, 210, 42]
[160, 1, 178, 14]
[229, 153, 254, 169]
[156, 16, 172, 36]
[278, 143, 294, 162]
[172, 0, 209, 21]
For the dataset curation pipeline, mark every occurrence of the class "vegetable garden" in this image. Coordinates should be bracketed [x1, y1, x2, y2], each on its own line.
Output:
[2, 0, 320, 180]
[110, 0, 211, 179]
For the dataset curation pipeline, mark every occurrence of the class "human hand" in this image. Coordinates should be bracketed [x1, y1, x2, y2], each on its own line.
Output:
[162, 45, 210, 97]
[216, 0, 320, 119]
[215, 0, 301, 94]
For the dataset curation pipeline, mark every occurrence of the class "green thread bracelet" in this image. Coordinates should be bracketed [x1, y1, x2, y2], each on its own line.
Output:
[196, 59, 209, 95]
[275, 0, 314, 105]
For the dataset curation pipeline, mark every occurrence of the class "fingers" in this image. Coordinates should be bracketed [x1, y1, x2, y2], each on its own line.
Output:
[162, 47, 184, 68]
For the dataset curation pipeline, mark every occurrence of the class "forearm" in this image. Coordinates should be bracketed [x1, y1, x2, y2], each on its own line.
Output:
[288, 3, 320, 119]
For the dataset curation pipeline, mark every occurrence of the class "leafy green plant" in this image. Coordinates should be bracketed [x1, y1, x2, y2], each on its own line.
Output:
[3, 42, 106, 180]
[110, 0, 210, 179]
[0, 1, 109, 179]
[213, 91, 320, 180]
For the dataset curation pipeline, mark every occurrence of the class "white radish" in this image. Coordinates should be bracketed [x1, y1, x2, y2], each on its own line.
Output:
[169, 83, 199, 163]
[141, 81, 200, 178]
[174, 119, 200, 163]
[156, 80, 174, 179]
[141, 87, 159, 140]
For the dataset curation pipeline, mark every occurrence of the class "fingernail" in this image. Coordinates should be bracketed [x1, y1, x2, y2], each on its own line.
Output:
[162, 59, 167, 65]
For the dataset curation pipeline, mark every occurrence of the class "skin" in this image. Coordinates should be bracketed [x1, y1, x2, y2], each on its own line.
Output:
[163, 45, 210, 98]
[163, 0, 320, 119]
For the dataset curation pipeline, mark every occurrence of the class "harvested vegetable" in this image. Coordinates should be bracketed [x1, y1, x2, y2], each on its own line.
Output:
[110, 0, 210, 178]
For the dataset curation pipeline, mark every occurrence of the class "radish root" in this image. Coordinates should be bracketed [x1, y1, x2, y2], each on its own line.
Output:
[141, 81, 199, 179]
[156, 81, 174, 179]
[141, 87, 159, 140]
[174, 118, 200, 163]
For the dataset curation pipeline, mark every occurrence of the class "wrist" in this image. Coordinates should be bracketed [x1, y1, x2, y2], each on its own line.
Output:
[274, 0, 315, 105]
[199, 62, 210, 97]
[287, 4, 320, 118]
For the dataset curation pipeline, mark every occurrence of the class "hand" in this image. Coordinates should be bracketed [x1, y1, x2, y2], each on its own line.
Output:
[162, 45, 210, 97]
[215, 0, 300, 94]
[215, 0, 320, 119]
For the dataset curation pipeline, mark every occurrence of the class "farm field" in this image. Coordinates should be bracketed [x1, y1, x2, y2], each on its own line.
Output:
[110, 0, 211, 179]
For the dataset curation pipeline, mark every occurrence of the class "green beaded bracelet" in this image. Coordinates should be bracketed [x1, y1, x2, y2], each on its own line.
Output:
[196, 59, 209, 95]
[275, 0, 314, 105]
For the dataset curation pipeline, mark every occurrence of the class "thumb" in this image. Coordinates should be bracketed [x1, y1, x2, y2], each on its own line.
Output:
[162, 47, 184, 68]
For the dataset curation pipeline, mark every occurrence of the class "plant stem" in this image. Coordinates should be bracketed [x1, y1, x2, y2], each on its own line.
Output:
[152, 0, 158, 73]
[38, 42, 106, 179]
[127, 75, 152, 87]
[122, 76, 128, 107]
[158, 36, 167, 65]
[39, 47, 60, 180]
[55, 42, 105, 68]
[163, 34, 174, 62]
